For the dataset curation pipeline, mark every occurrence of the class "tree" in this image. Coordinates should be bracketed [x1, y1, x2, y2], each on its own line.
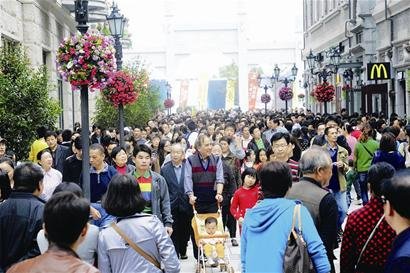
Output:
[0, 45, 61, 160]
[93, 62, 161, 128]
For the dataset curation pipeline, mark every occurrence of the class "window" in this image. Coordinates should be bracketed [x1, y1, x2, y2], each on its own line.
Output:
[1, 36, 19, 52]
[356, 32, 362, 44]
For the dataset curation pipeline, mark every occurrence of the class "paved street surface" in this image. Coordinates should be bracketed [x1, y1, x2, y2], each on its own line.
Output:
[180, 192, 362, 273]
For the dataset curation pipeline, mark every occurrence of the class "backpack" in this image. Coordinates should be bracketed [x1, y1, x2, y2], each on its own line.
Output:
[283, 203, 315, 273]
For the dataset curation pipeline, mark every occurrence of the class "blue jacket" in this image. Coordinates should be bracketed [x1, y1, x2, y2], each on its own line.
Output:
[372, 150, 405, 170]
[241, 198, 330, 273]
[384, 227, 410, 273]
[89, 163, 117, 203]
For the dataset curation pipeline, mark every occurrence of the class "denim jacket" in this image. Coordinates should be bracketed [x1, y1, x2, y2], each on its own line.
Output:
[98, 214, 180, 273]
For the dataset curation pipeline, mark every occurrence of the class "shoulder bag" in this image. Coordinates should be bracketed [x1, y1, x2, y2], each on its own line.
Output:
[284, 204, 315, 273]
[360, 142, 374, 158]
[354, 215, 385, 270]
[111, 222, 162, 270]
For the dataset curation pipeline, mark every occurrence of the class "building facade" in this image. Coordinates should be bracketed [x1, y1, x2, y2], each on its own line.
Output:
[303, 0, 410, 117]
[123, 0, 304, 112]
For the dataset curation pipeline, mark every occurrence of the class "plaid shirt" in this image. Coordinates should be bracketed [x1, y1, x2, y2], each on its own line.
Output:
[340, 197, 396, 273]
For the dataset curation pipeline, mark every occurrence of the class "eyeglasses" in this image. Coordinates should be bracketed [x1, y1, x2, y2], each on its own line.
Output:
[272, 143, 288, 149]
[381, 195, 387, 205]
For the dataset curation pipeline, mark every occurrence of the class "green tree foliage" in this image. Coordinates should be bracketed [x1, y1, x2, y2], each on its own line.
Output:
[0, 45, 61, 160]
[219, 62, 239, 80]
[93, 62, 161, 128]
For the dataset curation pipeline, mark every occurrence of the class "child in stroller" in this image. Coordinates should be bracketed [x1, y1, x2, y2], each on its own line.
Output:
[200, 216, 225, 267]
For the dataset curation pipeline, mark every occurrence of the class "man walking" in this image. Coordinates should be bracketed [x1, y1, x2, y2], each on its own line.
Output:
[287, 147, 338, 272]
[0, 163, 45, 272]
[161, 143, 192, 259]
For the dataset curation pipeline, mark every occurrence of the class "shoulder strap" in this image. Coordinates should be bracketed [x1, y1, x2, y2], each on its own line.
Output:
[360, 142, 374, 158]
[355, 215, 385, 269]
[111, 223, 161, 270]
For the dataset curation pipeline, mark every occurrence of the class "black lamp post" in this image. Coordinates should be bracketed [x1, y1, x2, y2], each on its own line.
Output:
[166, 82, 172, 115]
[74, 0, 90, 200]
[306, 48, 340, 113]
[274, 63, 298, 114]
[257, 74, 274, 114]
[107, 3, 125, 147]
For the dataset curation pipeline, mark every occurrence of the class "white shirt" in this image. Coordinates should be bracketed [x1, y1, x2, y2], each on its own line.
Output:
[40, 168, 62, 201]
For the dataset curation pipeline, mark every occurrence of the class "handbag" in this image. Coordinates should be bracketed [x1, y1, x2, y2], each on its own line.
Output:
[354, 215, 385, 270]
[284, 204, 315, 273]
[111, 223, 162, 270]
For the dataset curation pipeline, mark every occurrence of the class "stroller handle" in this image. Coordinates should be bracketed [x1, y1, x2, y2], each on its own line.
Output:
[192, 201, 221, 215]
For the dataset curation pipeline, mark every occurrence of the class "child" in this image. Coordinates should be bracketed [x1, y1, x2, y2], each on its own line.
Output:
[241, 149, 256, 172]
[200, 216, 225, 267]
[230, 167, 259, 233]
[346, 158, 359, 208]
[253, 148, 267, 171]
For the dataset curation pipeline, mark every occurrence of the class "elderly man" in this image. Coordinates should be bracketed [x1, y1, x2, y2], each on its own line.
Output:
[287, 146, 338, 272]
[184, 134, 224, 260]
[161, 143, 192, 260]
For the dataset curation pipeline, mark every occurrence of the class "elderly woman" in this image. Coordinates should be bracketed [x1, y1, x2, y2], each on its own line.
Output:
[241, 161, 330, 273]
[37, 149, 62, 201]
[98, 174, 179, 273]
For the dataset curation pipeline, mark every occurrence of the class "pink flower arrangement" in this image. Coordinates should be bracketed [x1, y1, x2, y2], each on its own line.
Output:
[102, 71, 138, 107]
[56, 30, 116, 90]
[313, 82, 335, 102]
[279, 86, 293, 101]
[261, 93, 271, 104]
[164, 98, 175, 108]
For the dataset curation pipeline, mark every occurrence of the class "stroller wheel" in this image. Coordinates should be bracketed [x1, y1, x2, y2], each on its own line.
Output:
[219, 264, 227, 271]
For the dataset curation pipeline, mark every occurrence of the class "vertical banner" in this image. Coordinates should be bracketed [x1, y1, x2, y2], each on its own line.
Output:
[248, 71, 259, 110]
[406, 69, 410, 92]
[208, 80, 227, 110]
[198, 73, 209, 110]
[179, 79, 189, 108]
[225, 79, 235, 109]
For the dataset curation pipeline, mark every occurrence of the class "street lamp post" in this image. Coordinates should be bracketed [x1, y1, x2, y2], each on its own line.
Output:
[107, 3, 125, 147]
[274, 63, 298, 114]
[74, 0, 90, 200]
[257, 75, 274, 114]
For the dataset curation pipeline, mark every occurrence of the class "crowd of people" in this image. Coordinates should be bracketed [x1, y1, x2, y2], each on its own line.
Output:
[0, 108, 409, 273]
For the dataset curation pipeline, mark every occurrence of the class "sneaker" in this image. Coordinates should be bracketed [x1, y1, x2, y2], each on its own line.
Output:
[231, 238, 239, 247]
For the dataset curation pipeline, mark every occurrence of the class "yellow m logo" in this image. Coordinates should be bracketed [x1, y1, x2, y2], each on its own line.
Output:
[370, 64, 388, 79]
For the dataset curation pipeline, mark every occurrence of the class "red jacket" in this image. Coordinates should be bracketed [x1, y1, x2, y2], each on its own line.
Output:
[230, 186, 259, 220]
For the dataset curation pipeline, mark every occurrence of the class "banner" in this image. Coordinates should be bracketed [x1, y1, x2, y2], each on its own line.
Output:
[407, 69, 410, 92]
[225, 79, 235, 109]
[179, 79, 189, 108]
[248, 71, 259, 110]
[198, 73, 209, 110]
[208, 80, 227, 110]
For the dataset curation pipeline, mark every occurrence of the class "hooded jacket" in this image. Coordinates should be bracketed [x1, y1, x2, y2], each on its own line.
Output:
[241, 198, 330, 273]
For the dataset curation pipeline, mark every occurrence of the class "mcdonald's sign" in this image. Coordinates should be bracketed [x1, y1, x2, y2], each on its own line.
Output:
[367, 62, 391, 80]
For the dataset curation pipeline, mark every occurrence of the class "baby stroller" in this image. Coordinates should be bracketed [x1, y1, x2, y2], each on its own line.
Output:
[191, 203, 235, 273]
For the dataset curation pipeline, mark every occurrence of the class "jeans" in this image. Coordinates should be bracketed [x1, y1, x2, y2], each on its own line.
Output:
[357, 172, 369, 205]
[329, 190, 348, 229]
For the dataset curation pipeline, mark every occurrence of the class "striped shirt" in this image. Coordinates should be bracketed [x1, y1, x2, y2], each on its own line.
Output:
[134, 170, 152, 214]
[288, 159, 300, 182]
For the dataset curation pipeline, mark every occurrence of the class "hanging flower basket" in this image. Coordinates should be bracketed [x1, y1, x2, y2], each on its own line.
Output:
[342, 84, 351, 91]
[164, 98, 175, 109]
[102, 71, 138, 107]
[313, 82, 335, 102]
[56, 30, 116, 90]
[297, 93, 305, 99]
[279, 86, 293, 101]
[261, 93, 271, 104]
